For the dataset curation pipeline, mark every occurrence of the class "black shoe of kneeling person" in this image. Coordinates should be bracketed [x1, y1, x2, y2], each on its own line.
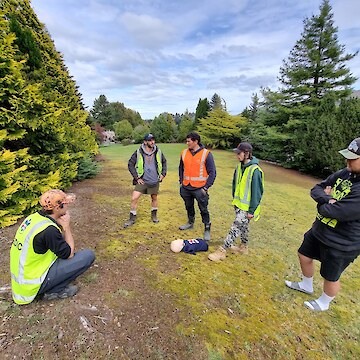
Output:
[43, 284, 79, 301]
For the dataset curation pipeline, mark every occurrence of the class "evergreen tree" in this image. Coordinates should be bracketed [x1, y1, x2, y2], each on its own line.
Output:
[246, 0, 358, 170]
[194, 98, 210, 127]
[300, 94, 344, 175]
[210, 93, 223, 110]
[1, 0, 98, 226]
[198, 108, 247, 149]
[89, 94, 112, 128]
[278, 0, 357, 107]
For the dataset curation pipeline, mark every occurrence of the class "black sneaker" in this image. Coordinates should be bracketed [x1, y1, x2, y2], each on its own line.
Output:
[43, 284, 78, 301]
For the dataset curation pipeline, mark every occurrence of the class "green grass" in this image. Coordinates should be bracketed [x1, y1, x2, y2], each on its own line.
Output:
[99, 143, 360, 360]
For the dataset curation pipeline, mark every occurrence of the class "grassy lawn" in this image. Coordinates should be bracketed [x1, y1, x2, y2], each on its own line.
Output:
[99, 143, 360, 359]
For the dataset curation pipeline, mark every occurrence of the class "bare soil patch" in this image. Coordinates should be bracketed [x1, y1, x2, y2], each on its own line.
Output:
[0, 161, 207, 359]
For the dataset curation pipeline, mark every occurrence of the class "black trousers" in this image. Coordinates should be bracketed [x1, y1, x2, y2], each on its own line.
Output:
[180, 186, 210, 224]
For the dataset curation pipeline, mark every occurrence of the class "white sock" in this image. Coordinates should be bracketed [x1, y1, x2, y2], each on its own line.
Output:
[130, 210, 137, 215]
[151, 207, 158, 211]
[315, 292, 335, 311]
[299, 275, 313, 292]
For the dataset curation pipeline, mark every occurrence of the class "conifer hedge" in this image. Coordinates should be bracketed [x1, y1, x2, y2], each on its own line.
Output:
[0, 1, 98, 228]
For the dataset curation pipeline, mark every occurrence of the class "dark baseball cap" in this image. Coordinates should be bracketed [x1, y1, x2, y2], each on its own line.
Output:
[144, 133, 155, 141]
[233, 142, 253, 153]
[339, 138, 360, 159]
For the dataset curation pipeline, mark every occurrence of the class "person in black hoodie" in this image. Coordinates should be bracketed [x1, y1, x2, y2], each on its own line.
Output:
[285, 137, 360, 311]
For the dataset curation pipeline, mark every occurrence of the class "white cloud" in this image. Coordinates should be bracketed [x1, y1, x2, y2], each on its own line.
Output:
[31, 0, 360, 119]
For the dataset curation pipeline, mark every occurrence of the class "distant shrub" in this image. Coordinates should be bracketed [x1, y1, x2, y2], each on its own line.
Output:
[121, 138, 133, 146]
[76, 155, 100, 181]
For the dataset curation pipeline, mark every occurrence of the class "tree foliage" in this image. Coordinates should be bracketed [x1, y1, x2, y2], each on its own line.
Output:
[148, 113, 177, 143]
[113, 120, 133, 141]
[0, 0, 98, 227]
[195, 98, 210, 127]
[245, 0, 358, 175]
[198, 108, 247, 149]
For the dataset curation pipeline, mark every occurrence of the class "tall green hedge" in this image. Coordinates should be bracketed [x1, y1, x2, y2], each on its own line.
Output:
[0, 1, 98, 228]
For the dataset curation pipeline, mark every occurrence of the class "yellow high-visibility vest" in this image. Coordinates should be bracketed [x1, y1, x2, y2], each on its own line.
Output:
[135, 149, 163, 177]
[232, 164, 264, 221]
[10, 213, 59, 305]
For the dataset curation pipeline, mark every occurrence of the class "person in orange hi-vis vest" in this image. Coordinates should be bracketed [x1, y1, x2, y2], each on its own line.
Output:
[178, 132, 216, 241]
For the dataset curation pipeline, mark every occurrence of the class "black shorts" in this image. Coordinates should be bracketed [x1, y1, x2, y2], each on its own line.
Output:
[298, 229, 360, 282]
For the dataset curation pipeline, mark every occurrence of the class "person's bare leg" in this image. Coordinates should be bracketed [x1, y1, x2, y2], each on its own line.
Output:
[130, 191, 142, 211]
[285, 252, 314, 293]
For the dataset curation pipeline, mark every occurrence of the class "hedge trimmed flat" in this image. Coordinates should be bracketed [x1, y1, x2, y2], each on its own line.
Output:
[285, 280, 313, 295]
[304, 299, 324, 311]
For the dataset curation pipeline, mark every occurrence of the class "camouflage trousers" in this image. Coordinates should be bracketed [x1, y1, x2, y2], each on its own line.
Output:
[224, 207, 250, 248]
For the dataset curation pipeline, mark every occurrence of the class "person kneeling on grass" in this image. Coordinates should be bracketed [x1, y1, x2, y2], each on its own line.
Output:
[285, 138, 360, 311]
[10, 189, 95, 304]
[208, 142, 264, 262]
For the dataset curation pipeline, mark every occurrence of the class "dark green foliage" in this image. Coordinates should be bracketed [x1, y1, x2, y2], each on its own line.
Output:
[177, 115, 194, 142]
[150, 113, 177, 142]
[195, 98, 210, 127]
[278, 0, 357, 106]
[88, 95, 144, 130]
[75, 154, 100, 181]
[245, 0, 358, 175]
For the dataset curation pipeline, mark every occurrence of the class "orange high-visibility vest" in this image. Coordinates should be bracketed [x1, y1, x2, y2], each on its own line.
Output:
[181, 148, 209, 187]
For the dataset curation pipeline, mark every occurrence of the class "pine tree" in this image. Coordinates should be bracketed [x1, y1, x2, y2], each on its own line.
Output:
[278, 0, 357, 107]
[210, 93, 223, 110]
[247, 0, 358, 172]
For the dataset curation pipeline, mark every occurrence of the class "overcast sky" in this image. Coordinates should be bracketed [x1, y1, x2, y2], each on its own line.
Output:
[30, 0, 360, 119]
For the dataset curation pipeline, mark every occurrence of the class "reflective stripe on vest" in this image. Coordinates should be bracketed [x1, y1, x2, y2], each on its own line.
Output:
[182, 148, 209, 186]
[232, 164, 264, 221]
[135, 148, 163, 177]
[10, 213, 59, 304]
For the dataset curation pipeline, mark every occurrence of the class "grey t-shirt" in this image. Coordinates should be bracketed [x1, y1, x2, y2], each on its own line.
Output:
[141, 144, 159, 186]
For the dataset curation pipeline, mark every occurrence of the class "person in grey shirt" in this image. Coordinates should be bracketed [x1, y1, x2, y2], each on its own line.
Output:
[124, 133, 167, 227]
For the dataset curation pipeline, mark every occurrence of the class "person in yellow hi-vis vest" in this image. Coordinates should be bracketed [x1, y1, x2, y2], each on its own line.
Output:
[124, 133, 167, 227]
[285, 138, 360, 312]
[208, 142, 264, 262]
[10, 189, 95, 304]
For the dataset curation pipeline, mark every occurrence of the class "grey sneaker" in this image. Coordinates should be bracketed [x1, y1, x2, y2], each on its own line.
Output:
[43, 284, 78, 301]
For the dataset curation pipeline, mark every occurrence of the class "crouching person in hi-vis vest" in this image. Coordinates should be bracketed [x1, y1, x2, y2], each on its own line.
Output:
[208, 142, 264, 261]
[10, 190, 95, 304]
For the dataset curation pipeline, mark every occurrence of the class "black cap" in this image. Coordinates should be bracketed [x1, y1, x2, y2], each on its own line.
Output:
[233, 142, 253, 153]
[144, 133, 155, 141]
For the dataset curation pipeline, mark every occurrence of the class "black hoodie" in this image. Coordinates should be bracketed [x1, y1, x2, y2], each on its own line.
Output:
[311, 168, 360, 251]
